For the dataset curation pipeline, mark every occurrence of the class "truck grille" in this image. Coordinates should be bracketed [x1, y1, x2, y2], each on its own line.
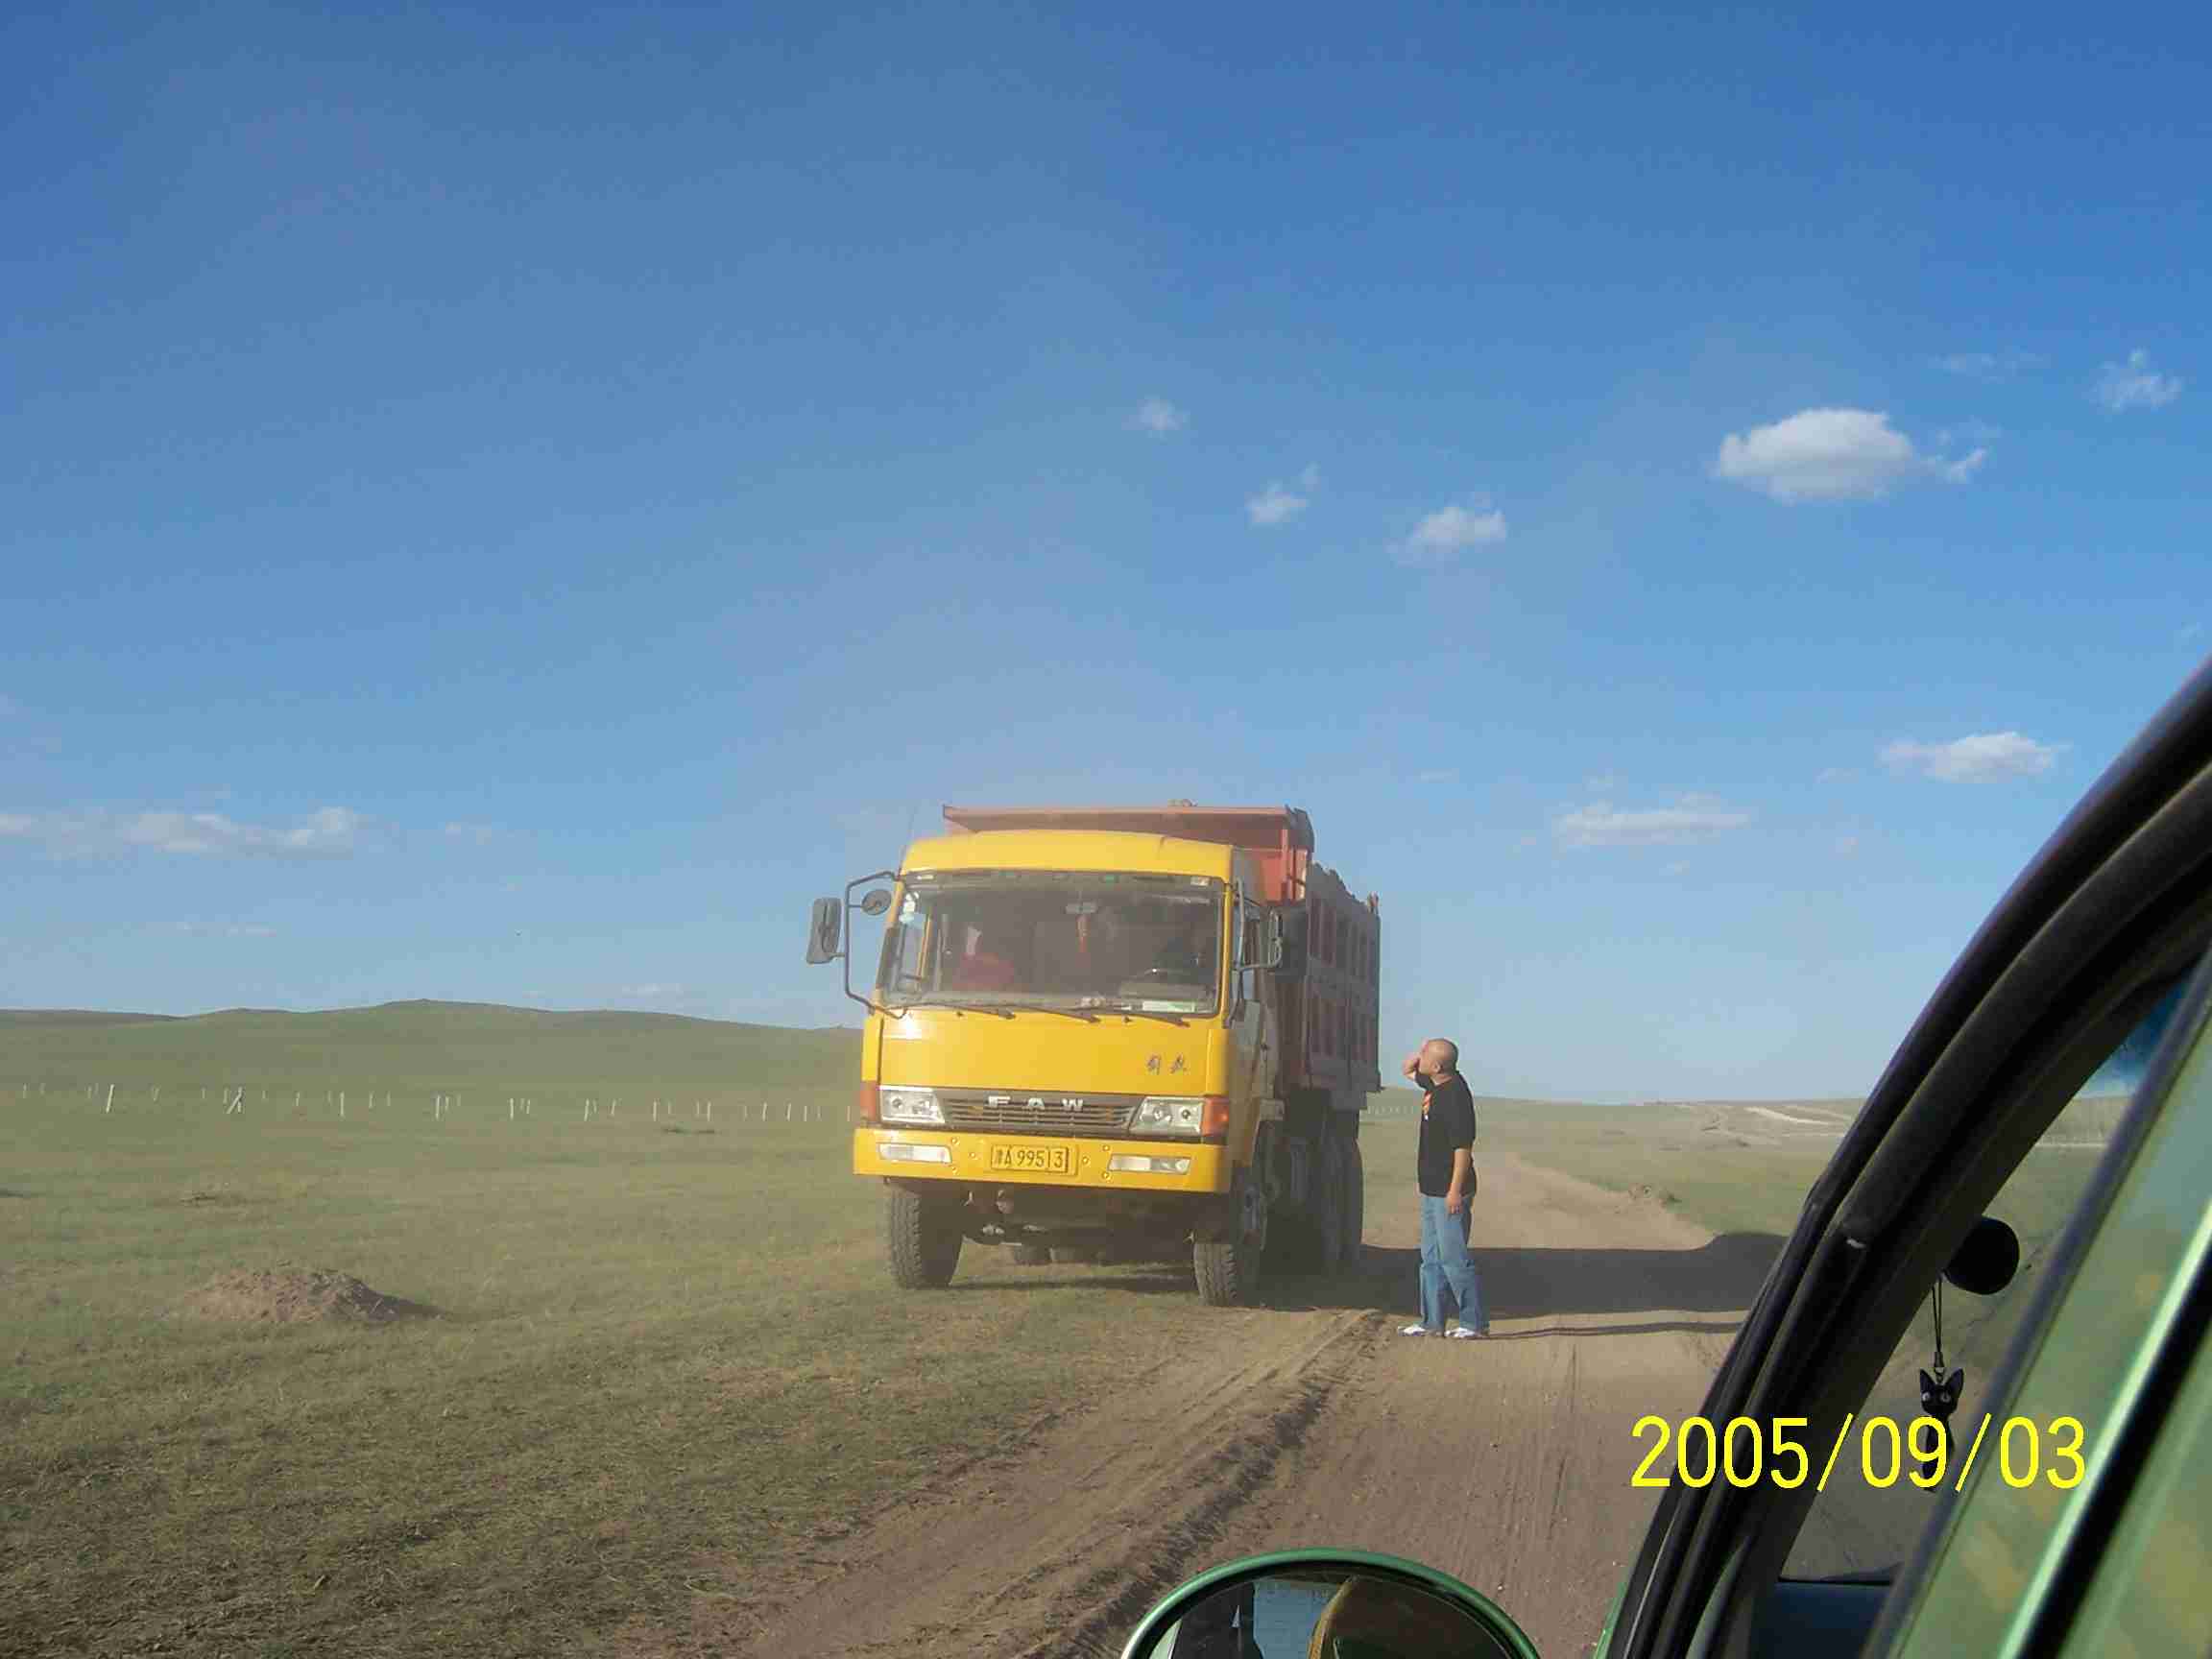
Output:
[939, 1090, 1142, 1136]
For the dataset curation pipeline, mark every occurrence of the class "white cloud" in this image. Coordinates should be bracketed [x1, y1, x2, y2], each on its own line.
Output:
[1247, 464, 1321, 527]
[1393, 496, 1508, 565]
[1711, 408, 1988, 502]
[1551, 794, 1752, 849]
[1131, 397, 1189, 436]
[1932, 350, 2042, 382]
[621, 983, 685, 999]
[1881, 732, 2063, 782]
[444, 822, 499, 845]
[0, 805, 367, 857]
[1936, 447, 1989, 484]
[1247, 482, 1310, 526]
[2095, 349, 2183, 412]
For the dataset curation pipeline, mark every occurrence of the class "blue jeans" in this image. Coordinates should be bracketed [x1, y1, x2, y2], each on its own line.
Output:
[1418, 1192, 1489, 1333]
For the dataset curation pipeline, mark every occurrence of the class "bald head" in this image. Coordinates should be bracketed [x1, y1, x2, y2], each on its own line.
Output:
[1421, 1038, 1459, 1076]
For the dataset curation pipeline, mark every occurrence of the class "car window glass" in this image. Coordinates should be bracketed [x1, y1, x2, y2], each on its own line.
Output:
[1784, 969, 2198, 1580]
[1885, 966, 2212, 1656]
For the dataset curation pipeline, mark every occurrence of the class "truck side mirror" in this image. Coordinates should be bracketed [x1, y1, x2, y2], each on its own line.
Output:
[805, 897, 843, 965]
[1277, 909, 1309, 978]
[1262, 910, 1286, 970]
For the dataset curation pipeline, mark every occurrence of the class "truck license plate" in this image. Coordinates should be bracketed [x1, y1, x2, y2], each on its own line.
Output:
[990, 1144, 1071, 1174]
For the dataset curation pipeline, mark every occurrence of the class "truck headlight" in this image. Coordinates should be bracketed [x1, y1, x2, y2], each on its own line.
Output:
[879, 1087, 944, 1125]
[1133, 1095, 1206, 1135]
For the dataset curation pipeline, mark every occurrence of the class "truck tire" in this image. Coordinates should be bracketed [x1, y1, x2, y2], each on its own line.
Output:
[1312, 1138, 1350, 1275]
[1195, 1170, 1267, 1306]
[1194, 1236, 1260, 1305]
[1009, 1242, 1051, 1265]
[1340, 1139, 1365, 1271]
[885, 1184, 963, 1288]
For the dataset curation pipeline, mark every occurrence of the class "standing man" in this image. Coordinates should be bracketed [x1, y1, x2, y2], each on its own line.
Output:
[1400, 1039, 1490, 1339]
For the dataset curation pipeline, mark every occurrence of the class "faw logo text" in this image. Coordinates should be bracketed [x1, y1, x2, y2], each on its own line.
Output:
[989, 1094, 1086, 1111]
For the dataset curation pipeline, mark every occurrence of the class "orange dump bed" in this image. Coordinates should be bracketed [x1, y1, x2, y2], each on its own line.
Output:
[940, 804, 1315, 904]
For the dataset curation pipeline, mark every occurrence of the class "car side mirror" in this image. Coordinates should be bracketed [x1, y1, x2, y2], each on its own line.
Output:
[805, 897, 843, 965]
[1943, 1214, 2021, 1296]
[1123, 1551, 1537, 1659]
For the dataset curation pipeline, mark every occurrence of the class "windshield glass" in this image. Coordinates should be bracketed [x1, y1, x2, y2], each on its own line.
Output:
[879, 872, 1225, 1015]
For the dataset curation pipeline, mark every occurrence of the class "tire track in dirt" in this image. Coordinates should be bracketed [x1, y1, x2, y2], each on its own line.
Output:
[635, 1152, 1773, 1659]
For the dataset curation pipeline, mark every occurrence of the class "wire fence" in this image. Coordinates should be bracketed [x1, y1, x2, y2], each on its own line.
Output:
[11, 1078, 1417, 1128]
[5, 1079, 848, 1124]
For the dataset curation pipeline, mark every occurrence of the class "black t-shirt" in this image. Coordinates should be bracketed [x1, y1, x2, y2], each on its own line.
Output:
[1414, 1072, 1478, 1197]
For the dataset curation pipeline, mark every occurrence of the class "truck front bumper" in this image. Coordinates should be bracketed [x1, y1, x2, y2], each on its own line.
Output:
[854, 1128, 1232, 1194]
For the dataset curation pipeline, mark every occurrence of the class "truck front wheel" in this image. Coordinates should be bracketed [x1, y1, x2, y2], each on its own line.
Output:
[1194, 1171, 1267, 1307]
[885, 1183, 964, 1288]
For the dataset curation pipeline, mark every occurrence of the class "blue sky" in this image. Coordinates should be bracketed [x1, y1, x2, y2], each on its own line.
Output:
[4, 3, 2206, 1098]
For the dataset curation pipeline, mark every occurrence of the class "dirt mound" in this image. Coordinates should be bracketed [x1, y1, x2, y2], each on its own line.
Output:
[178, 1266, 440, 1325]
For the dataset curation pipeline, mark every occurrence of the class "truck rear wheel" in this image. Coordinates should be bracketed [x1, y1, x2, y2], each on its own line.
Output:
[1340, 1138, 1365, 1270]
[885, 1183, 963, 1288]
[1312, 1139, 1350, 1275]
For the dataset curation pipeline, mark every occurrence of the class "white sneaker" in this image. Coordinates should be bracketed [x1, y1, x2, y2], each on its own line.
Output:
[1447, 1325, 1490, 1339]
[1399, 1322, 1436, 1336]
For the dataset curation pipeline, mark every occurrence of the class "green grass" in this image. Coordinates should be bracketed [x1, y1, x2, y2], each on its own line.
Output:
[1365, 1093, 1845, 1240]
[1, 1042, 1237, 1658]
[0, 999, 861, 1116]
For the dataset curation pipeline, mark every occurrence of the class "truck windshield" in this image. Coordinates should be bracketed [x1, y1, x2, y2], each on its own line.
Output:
[878, 871, 1225, 1016]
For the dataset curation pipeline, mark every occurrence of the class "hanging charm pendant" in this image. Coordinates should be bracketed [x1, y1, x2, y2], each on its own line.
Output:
[1918, 1363, 1966, 1463]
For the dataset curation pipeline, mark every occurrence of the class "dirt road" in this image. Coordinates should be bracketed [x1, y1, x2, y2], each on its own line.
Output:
[644, 1154, 1779, 1659]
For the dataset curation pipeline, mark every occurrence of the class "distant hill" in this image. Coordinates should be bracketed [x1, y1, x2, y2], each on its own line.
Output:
[0, 999, 860, 1102]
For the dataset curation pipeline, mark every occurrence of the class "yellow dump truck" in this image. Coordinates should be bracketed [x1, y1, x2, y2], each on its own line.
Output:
[805, 804, 1381, 1305]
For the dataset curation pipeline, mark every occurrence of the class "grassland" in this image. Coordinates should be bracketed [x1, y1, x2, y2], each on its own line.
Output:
[1, 1004, 1257, 1657]
[0, 999, 859, 1118]
[3, 1005, 2131, 1652]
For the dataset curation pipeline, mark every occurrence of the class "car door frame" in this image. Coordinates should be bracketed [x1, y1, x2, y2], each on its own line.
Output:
[1602, 658, 2212, 1659]
[1869, 942, 2212, 1656]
